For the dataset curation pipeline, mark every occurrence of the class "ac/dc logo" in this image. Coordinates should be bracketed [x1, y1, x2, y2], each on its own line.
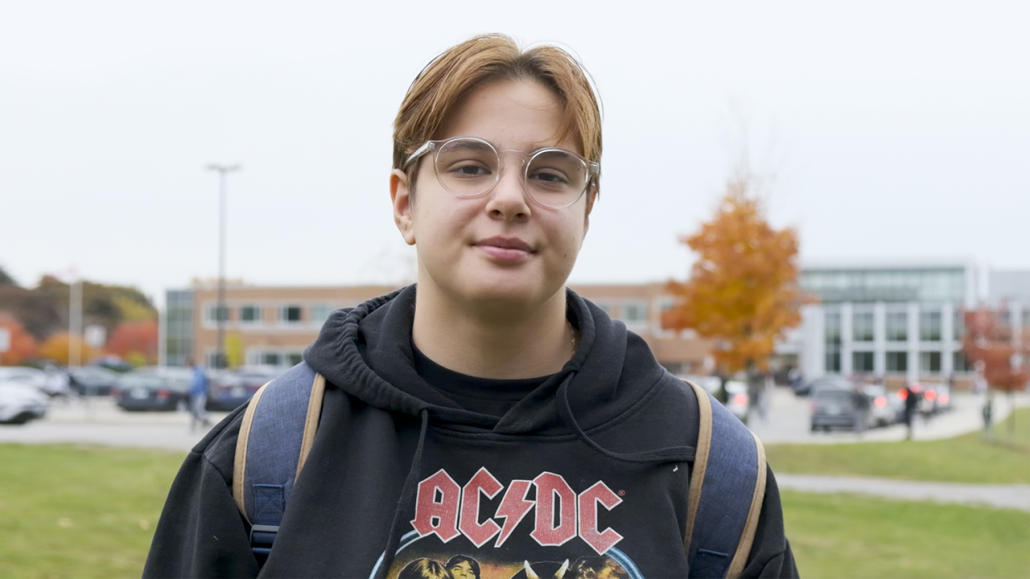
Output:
[410, 467, 623, 555]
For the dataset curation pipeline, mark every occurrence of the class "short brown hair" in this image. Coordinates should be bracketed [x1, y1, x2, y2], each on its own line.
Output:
[393, 34, 602, 199]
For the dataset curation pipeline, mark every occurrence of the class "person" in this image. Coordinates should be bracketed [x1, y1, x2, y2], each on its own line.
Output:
[982, 392, 994, 441]
[445, 555, 481, 579]
[902, 383, 920, 440]
[187, 359, 209, 432]
[143, 34, 796, 578]
[851, 383, 869, 435]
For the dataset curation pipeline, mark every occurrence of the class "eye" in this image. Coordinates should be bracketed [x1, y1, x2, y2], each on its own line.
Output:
[529, 168, 570, 186]
[447, 162, 492, 178]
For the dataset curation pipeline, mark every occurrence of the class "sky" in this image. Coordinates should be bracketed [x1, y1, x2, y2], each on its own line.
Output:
[1, 1, 1028, 308]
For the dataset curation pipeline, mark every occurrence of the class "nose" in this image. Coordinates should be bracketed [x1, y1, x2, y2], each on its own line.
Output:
[484, 162, 531, 222]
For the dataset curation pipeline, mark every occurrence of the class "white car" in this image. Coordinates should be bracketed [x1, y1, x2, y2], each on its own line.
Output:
[0, 380, 49, 424]
[0, 367, 49, 394]
[683, 375, 750, 424]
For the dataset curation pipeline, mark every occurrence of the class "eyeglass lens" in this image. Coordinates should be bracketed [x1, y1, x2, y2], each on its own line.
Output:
[434, 138, 589, 207]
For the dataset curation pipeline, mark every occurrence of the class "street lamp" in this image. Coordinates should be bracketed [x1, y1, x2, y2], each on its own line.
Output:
[206, 163, 241, 369]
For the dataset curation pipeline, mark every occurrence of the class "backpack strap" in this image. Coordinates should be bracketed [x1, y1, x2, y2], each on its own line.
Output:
[232, 362, 325, 566]
[683, 380, 767, 579]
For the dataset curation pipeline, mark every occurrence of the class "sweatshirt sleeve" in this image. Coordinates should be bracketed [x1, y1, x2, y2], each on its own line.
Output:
[143, 409, 259, 579]
[739, 466, 800, 578]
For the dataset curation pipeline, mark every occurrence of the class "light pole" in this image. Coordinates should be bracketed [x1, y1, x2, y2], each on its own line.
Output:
[206, 163, 241, 369]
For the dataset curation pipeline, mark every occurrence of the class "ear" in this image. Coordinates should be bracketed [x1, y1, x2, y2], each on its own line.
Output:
[390, 169, 416, 245]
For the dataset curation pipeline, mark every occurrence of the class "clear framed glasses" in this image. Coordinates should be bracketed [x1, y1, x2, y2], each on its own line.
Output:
[403, 136, 600, 209]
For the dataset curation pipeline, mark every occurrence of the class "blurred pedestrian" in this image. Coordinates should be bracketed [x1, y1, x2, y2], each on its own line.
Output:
[902, 383, 920, 440]
[982, 392, 994, 441]
[188, 359, 210, 432]
[852, 383, 869, 435]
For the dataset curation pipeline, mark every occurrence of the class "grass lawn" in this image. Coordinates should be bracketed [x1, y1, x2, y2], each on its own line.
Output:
[765, 407, 1030, 484]
[0, 443, 185, 579]
[783, 490, 1030, 579]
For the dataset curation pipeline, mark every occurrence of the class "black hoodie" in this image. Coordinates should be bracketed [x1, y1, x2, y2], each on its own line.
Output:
[144, 286, 797, 578]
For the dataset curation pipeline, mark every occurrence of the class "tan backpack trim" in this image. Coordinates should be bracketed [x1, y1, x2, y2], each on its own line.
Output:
[682, 379, 713, 552]
[296, 373, 326, 479]
[726, 431, 768, 578]
[232, 381, 272, 525]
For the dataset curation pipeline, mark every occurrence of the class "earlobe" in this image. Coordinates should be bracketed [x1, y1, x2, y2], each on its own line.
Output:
[390, 169, 416, 246]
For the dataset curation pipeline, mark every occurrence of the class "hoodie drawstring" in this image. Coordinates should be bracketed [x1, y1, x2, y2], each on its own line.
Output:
[557, 373, 696, 464]
[375, 408, 431, 579]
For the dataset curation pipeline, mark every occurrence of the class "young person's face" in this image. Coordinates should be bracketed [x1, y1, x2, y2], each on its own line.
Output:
[392, 79, 592, 310]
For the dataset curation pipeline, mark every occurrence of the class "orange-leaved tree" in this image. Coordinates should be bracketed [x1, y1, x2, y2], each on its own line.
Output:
[662, 174, 810, 396]
[0, 314, 38, 365]
[962, 307, 1030, 441]
[38, 332, 99, 366]
[105, 320, 158, 366]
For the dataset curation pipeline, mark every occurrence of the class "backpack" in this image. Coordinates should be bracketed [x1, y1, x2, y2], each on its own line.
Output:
[232, 363, 767, 579]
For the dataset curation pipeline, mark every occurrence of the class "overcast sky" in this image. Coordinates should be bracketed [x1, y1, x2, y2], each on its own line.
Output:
[2, 1, 1027, 307]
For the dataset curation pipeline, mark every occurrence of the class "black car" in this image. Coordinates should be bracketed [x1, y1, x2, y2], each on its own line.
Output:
[207, 366, 282, 411]
[810, 384, 874, 431]
[68, 366, 121, 396]
[112, 369, 192, 411]
[794, 375, 851, 397]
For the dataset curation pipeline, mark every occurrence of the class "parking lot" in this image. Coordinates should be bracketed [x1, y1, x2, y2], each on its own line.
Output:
[0, 387, 1026, 452]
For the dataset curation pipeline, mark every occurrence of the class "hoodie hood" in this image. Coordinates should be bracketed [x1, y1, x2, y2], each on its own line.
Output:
[304, 284, 666, 436]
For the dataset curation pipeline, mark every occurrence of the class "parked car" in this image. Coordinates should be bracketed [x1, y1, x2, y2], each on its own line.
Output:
[896, 382, 951, 418]
[68, 365, 121, 396]
[684, 375, 750, 424]
[861, 384, 900, 427]
[0, 380, 49, 424]
[0, 366, 49, 395]
[794, 375, 851, 397]
[207, 366, 283, 411]
[112, 369, 192, 411]
[810, 384, 874, 431]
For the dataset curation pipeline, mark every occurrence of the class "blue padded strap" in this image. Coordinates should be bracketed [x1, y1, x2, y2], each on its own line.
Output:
[688, 391, 760, 579]
[242, 362, 319, 534]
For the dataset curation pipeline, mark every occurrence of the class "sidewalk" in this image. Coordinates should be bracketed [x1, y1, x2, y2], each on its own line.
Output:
[776, 474, 1030, 512]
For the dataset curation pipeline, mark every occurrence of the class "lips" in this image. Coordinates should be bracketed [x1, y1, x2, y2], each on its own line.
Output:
[474, 236, 534, 262]
[475, 236, 534, 252]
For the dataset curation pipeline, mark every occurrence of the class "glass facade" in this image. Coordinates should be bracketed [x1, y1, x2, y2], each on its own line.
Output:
[800, 267, 967, 304]
[853, 311, 874, 342]
[886, 311, 908, 342]
[825, 311, 841, 372]
[886, 351, 908, 373]
[165, 290, 194, 368]
[920, 310, 942, 342]
[852, 351, 874, 373]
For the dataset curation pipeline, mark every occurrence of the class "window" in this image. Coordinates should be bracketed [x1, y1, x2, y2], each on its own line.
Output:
[239, 305, 261, 323]
[953, 308, 965, 340]
[261, 352, 282, 366]
[919, 351, 942, 373]
[852, 312, 874, 342]
[286, 353, 303, 366]
[886, 311, 907, 342]
[953, 352, 971, 373]
[594, 302, 612, 315]
[825, 312, 841, 372]
[886, 351, 908, 373]
[280, 305, 303, 324]
[206, 304, 229, 323]
[1022, 309, 1030, 331]
[310, 304, 334, 325]
[852, 351, 874, 373]
[622, 301, 647, 325]
[920, 310, 941, 342]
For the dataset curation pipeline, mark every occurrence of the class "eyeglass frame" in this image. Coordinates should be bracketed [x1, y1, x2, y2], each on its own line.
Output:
[402, 136, 601, 209]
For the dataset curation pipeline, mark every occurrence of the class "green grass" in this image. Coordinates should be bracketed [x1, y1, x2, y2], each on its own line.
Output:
[766, 407, 1030, 484]
[0, 443, 185, 579]
[783, 490, 1030, 579]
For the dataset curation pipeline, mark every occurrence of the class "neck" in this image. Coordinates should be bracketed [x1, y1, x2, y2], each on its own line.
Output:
[411, 285, 575, 380]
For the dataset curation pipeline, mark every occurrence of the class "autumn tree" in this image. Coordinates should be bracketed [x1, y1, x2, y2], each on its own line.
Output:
[0, 314, 38, 365]
[38, 332, 100, 366]
[663, 173, 810, 397]
[962, 307, 1030, 442]
[105, 320, 159, 366]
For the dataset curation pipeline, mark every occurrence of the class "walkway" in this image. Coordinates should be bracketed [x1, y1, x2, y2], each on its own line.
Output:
[776, 474, 1030, 512]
